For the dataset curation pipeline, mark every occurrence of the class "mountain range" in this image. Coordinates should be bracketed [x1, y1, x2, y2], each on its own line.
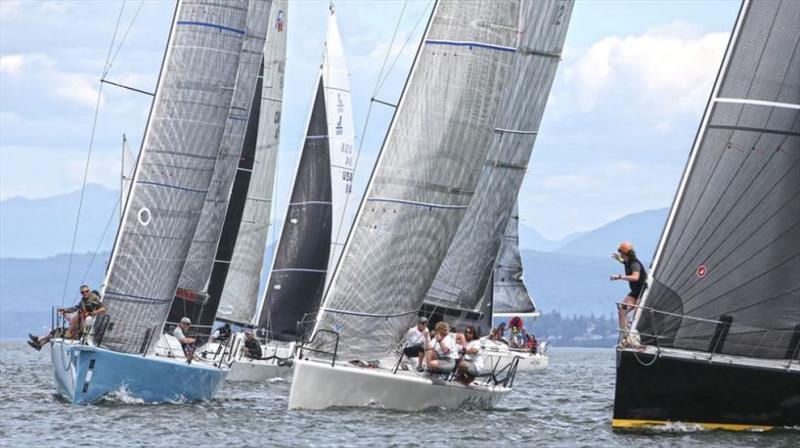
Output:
[0, 185, 669, 339]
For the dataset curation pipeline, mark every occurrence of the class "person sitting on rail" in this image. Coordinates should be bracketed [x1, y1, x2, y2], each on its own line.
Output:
[243, 329, 263, 360]
[28, 285, 105, 351]
[425, 321, 456, 373]
[403, 316, 429, 372]
[456, 325, 484, 385]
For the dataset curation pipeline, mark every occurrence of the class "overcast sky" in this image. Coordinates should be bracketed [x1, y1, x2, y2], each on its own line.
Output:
[0, 0, 740, 240]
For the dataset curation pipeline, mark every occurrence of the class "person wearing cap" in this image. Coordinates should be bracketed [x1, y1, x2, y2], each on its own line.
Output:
[610, 241, 648, 343]
[27, 285, 103, 351]
[242, 330, 262, 360]
[403, 316, 429, 372]
[173, 317, 197, 361]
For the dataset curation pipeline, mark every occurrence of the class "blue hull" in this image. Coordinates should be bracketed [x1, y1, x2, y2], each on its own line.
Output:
[50, 340, 228, 404]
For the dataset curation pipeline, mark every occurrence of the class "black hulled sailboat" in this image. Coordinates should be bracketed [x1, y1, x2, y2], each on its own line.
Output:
[613, 0, 800, 430]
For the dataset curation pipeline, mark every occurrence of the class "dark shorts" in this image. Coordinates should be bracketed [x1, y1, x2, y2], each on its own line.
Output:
[403, 345, 424, 357]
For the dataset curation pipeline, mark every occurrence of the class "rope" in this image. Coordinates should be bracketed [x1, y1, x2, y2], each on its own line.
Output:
[60, 0, 127, 306]
[81, 196, 122, 284]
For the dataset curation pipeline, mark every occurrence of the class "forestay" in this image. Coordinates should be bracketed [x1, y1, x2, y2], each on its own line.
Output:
[215, 0, 288, 327]
[423, 0, 572, 325]
[636, 0, 800, 360]
[258, 8, 353, 340]
[178, 0, 271, 293]
[493, 203, 537, 315]
[101, 0, 249, 354]
[311, 0, 520, 360]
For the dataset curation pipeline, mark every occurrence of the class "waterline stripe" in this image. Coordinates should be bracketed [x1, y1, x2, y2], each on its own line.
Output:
[611, 418, 773, 432]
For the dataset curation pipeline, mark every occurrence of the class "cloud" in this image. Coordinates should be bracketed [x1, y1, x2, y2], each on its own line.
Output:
[0, 53, 102, 109]
[560, 22, 728, 115]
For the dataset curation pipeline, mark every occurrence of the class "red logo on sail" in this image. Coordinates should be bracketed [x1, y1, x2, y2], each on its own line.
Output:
[276, 10, 284, 32]
[696, 265, 707, 278]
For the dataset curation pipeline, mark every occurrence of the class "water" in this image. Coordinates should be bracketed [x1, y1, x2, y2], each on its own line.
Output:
[1, 341, 796, 447]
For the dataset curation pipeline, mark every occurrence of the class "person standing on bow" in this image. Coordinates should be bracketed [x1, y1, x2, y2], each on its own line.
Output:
[610, 241, 647, 337]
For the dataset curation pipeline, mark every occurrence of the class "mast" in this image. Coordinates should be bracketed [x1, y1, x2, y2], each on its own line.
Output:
[100, 0, 250, 354]
[310, 1, 522, 360]
[634, 0, 800, 360]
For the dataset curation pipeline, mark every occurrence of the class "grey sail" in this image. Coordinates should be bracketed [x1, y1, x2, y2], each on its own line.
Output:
[636, 0, 800, 360]
[216, 0, 288, 327]
[100, 0, 249, 354]
[177, 0, 272, 295]
[493, 203, 537, 315]
[423, 0, 572, 327]
[310, 0, 520, 361]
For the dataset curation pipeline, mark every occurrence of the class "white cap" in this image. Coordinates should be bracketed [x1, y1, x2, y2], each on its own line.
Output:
[180, 317, 191, 325]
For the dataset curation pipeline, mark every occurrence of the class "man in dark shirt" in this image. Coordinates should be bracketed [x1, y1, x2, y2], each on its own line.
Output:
[611, 242, 647, 338]
[243, 330, 262, 360]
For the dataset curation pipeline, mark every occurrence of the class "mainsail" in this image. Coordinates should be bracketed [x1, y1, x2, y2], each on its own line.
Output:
[310, 0, 521, 360]
[210, 0, 288, 327]
[493, 203, 537, 316]
[177, 0, 272, 295]
[422, 0, 572, 327]
[636, 0, 800, 360]
[258, 7, 354, 340]
[101, 0, 249, 354]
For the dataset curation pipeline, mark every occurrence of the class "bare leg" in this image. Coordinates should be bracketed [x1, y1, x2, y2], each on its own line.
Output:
[617, 295, 637, 331]
[417, 349, 424, 368]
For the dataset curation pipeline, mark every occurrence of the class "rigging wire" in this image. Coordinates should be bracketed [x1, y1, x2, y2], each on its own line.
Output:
[60, 0, 127, 306]
[81, 196, 122, 284]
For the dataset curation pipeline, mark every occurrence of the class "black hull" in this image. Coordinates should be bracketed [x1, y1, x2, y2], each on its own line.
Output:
[613, 349, 800, 430]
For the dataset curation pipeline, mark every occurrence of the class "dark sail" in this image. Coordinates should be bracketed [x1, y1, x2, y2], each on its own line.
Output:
[258, 80, 332, 340]
[636, 0, 800, 360]
[194, 62, 265, 328]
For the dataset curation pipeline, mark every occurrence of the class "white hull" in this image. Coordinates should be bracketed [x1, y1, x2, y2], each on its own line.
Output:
[201, 337, 293, 382]
[484, 351, 548, 372]
[288, 358, 511, 411]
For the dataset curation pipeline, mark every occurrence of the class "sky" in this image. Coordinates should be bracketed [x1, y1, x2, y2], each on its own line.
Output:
[0, 0, 741, 241]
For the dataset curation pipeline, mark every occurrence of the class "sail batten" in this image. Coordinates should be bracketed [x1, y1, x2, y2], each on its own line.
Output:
[636, 0, 800, 360]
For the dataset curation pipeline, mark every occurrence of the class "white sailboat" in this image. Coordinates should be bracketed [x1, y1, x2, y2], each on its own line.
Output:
[289, 0, 535, 411]
[50, 0, 270, 404]
[421, 0, 573, 374]
[483, 205, 549, 372]
[242, 3, 355, 381]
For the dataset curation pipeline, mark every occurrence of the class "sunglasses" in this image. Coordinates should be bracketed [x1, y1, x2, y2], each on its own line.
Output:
[80, 290, 90, 294]
[465, 330, 474, 334]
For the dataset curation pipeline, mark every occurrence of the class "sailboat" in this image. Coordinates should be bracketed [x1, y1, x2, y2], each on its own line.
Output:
[288, 0, 571, 411]
[192, 0, 289, 383]
[482, 204, 549, 372]
[230, 4, 355, 382]
[613, 0, 800, 430]
[49, 0, 270, 404]
[421, 0, 572, 373]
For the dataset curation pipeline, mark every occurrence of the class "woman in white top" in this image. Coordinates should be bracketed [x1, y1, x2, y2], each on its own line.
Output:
[425, 321, 456, 373]
[456, 325, 483, 384]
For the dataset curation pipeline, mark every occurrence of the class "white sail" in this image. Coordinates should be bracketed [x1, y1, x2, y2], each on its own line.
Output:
[257, 6, 354, 339]
[423, 0, 572, 327]
[216, 0, 288, 326]
[178, 0, 272, 294]
[100, 0, 250, 354]
[310, 0, 521, 361]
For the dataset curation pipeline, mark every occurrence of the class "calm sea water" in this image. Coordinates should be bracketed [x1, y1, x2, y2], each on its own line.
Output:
[0, 341, 796, 447]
